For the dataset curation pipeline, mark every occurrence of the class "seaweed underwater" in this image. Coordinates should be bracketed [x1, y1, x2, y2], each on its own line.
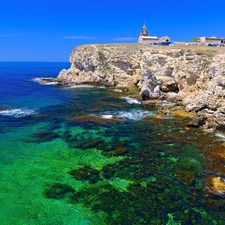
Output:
[41, 106, 225, 224]
[1, 71, 225, 224]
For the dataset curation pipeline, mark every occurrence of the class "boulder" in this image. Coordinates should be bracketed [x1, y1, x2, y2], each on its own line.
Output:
[141, 89, 151, 101]
[153, 85, 162, 98]
[165, 92, 177, 102]
[188, 116, 206, 127]
[203, 176, 225, 197]
[215, 124, 225, 136]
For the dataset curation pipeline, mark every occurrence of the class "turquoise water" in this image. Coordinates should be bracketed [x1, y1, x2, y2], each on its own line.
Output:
[1, 62, 225, 224]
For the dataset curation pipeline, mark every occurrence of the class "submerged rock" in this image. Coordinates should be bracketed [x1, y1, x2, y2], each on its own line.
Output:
[41, 78, 57, 84]
[203, 176, 225, 197]
[32, 131, 59, 142]
[43, 183, 74, 199]
[69, 166, 102, 184]
[66, 114, 123, 125]
[176, 171, 196, 185]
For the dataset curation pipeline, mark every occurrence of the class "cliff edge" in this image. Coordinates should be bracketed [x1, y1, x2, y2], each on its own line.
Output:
[57, 44, 225, 128]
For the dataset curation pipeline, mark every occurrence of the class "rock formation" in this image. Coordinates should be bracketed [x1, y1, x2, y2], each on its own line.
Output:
[57, 44, 225, 128]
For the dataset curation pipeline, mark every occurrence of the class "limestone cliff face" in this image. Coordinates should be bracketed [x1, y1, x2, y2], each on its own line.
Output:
[57, 44, 225, 127]
[58, 45, 143, 87]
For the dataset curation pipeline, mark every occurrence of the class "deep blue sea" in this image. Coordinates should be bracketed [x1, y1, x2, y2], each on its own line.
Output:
[1, 62, 225, 225]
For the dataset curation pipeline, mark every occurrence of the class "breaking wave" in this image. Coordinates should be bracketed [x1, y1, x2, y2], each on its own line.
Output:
[100, 114, 113, 119]
[65, 85, 106, 89]
[31, 78, 57, 85]
[115, 110, 154, 120]
[124, 97, 141, 104]
[0, 108, 37, 118]
[65, 85, 95, 89]
[93, 110, 155, 121]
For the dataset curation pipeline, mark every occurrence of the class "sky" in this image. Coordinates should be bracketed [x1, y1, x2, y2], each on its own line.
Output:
[0, 0, 225, 62]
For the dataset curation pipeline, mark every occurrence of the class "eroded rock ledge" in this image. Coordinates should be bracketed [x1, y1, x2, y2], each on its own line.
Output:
[57, 44, 225, 129]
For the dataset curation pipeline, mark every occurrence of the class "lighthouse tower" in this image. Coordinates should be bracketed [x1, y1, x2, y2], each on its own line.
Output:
[140, 24, 149, 36]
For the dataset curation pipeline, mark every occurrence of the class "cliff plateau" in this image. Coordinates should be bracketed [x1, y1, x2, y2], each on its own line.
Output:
[57, 44, 225, 128]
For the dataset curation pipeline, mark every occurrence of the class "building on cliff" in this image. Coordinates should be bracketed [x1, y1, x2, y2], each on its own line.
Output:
[199, 36, 225, 44]
[138, 24, 170, 44]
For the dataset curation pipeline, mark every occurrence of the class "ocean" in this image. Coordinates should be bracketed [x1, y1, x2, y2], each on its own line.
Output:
[0, 62, 225, 224]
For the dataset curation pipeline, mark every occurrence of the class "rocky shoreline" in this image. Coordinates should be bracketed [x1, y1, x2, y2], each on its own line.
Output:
[51, 44, 225, 133]
[43, 44, 225, 198]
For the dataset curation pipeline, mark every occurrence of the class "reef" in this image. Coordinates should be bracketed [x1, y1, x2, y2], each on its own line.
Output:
[37, 44, 225, 223]
[69, 166, 102, 184]
[43, 183, 74, 199]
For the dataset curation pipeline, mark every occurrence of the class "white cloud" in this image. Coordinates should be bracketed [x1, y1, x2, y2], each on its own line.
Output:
[62, 36, 96, 39]
[112, 37, 136, 41]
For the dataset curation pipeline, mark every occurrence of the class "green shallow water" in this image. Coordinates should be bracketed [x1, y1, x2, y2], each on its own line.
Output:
[1, 86, 225, 224]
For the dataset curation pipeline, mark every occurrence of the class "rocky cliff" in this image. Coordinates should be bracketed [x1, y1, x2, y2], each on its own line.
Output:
[57, 44, 225, 128]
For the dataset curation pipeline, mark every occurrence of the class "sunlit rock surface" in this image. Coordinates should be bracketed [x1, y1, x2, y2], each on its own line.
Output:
[58, 44, 225, 127]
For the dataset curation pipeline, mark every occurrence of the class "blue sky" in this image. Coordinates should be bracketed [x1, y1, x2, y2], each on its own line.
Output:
[0, 0, 224, 62]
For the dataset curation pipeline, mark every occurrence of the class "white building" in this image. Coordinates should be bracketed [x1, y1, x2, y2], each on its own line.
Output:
[138, 24, 170, 44]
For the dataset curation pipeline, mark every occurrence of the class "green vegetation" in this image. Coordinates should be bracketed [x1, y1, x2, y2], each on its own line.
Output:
[192, 37, 200, 42]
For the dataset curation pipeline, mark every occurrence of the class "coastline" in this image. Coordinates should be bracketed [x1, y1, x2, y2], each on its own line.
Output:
[39, 44, 225, 200]
[1, 62, 225, 223]
[52, 44, 225, 133]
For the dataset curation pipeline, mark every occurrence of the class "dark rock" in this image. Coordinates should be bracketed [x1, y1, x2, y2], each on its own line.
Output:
[41, 78, 57, 84]
[141, 89, 150, 101]
[69, 166, 102, 184]
[176, 171, 196, 185]
[0, 108, 6, 112]
[114, 146, 127, 155]
[57, 80, 71, 86]
[201, 198, 225, 210]
[43, 183, 74, 199]
[215, 124, 225, 136]
[188, 116, 206, 127]
[32, 131, 59, 143]
[143, 101, 156, 108]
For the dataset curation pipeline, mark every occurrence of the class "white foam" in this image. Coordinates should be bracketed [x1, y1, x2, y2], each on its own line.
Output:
[65, 85, 94, 89]
[31, 78, 57, 85]
[31, 78, 43, 84]
[215, 133, 225, 140]
[113, 89, 123, 92]
[124, 97, 141, 104]
[115, 110, 154, 121]
[101, 115, 113, 119]
[0, 108, 37, 118]
[92, 109, 154, 121]
[43, 82, 58, 85]
[65, 85, 106, 89]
